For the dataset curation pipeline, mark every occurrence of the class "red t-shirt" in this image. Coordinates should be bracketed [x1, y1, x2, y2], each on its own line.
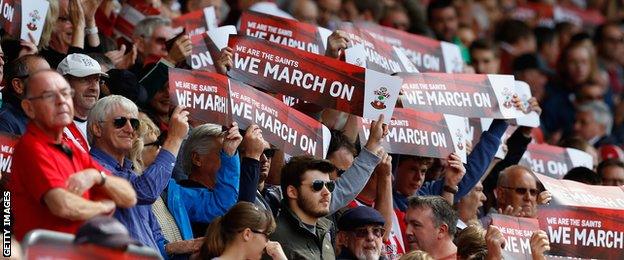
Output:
[9, 123, 108, 240]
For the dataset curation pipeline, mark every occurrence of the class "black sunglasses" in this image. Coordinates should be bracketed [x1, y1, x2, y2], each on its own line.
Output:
[353, 226, 385, 238]
[263, 149, 275, 158]
[311, 180, 335, 192]
[501, 186, 539, 197]
[112, 117, 140, 130]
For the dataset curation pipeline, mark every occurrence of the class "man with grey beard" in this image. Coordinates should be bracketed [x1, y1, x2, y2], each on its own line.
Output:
[336, 206, 386, 260]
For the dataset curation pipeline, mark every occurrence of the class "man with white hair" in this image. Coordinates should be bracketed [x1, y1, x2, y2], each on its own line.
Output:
[87, 95, 189, 256]
[133, 16, 192, 66]
[57, 53, 108, 151]
[573, 100, 616, 148]
[336, 206, 386, 260]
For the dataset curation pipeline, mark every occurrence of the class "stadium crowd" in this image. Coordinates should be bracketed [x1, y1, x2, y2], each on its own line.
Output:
[1, 0, 624, 259]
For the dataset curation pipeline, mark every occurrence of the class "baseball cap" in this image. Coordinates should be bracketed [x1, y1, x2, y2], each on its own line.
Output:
[73, 216, 141, 250]
[599, 144, 624, 161]
[338, 206, 385, 231]
[512, 54, 553, 75]
[57, 53, 109, 78]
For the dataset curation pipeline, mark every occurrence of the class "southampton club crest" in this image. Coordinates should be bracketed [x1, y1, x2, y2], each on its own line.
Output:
[455, 128, 464, 151]
[371, 86, 390, 110]
[27, 10, 42, 31]
[502, 87, 515, 109]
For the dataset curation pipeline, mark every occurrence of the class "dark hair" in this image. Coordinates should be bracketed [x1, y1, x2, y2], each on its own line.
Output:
[327, 130, 357, 158]
[88, 53, 115, 71]
[570, 32, 592, 45]
[200, 202, 275, 259]
[593, 22, 620, 43]
[5, 54, 44, 85]
[427, 0, 454, 22]
[558, 136, 591, 151]
[563, 167, 601, 185]
[280, 156, 336, 193]
[534, 26, 557, 50]
[469, 39, 500, 58]
[494, 19, 533, 44]
[345, 0, 384, 21]
[407, 196, 458, 237]
[597, 159, 624, 177]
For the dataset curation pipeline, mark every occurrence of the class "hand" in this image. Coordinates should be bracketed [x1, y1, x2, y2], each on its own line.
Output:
[240, 124, 265, 160]
[498, 205, 530, 217]
[364, 114, 388, 153]
[325, 30, 349, 58]
[165, 34, 192, 64]
[216, 47, 233, 75]
[105, 44, 138, 70]
[443, 153, 466, 187]
[530, 230, 550, 260]
[99, 199, 116, 216]
[66, 169, 100, 195]
[83, 0, 103, 21]
[18, 33, 38, 57]
[485, 226, 505, 259]
[223, 122, 243, 156]
[68, 0, 86, 29]
[167, 106, 190, 141]
[265, 241, 287, 260]
[373, 149, 392, 179]
[511, 94, 524, 111]
[465, 139, 473, 154]
[526, 97, 542, 115]
[537, 191, 552, 205]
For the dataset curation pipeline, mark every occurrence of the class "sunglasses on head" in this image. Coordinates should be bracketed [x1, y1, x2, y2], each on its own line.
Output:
[311, 180, 335, 192]
[501, 186, 539, 196]
[353, 226, 385, 238]
[112, 117, 140, 130]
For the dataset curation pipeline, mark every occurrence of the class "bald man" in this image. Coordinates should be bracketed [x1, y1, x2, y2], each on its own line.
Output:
[494, 165, 539, 218]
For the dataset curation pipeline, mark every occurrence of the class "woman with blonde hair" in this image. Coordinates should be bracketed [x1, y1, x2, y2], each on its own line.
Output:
[198, 202, 287, 260]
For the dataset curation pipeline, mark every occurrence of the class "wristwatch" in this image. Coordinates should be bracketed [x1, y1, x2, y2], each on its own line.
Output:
[85, 26, 98, 35]
[443, 185, 458, 194]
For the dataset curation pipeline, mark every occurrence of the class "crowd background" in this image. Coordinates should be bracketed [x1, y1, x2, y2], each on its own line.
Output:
[1, 0, 624, 259]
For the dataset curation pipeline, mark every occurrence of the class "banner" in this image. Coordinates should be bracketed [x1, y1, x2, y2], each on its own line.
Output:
[227, 35, 402, 123]
[168, 68, 230, 126]
[490, 214, 540, 260]
[358, 109, 467, 162]
[510, 81, 540, 128]
[187, 25, 236, 71]
[0, 0, 49, 45]
[338, 23, 418, 74]
[0, 132, 18, 177]
[172, 6, 217, 37]
[114, 0, 161, 40]
[168, 68, 330, 158]
[352, 22, 463, 73]
[399, 72, 525, 119]
[536, 174, 624, 259]
[512, 2, 605, 28]
[239, 10, 331, 55]
[519, 143, 593, 179]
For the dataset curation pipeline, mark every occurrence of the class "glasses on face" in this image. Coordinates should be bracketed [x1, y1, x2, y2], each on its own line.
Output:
[263, 149, 275, 158]
[107, 117, 140, 130]
[501, 186, 539, 197]
[250, 229, 269, 241]
[27, 88, 75, 102]
[311, 180, 335, 192]
[352, 226, 385, 238]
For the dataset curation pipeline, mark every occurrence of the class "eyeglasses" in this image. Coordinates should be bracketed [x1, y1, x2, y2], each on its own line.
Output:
[352, 226, 385, 238]
[263, 149, 275, 158]
[500, 186, 539, 197]
[106, 117, 140, 130]
[250, 229, 269, 241]
[27, 88, 75, 102]
[311, 180, 335, 192]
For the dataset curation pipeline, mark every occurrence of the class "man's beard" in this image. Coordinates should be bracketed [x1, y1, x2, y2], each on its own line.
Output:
[297, 193, 329, 218]
[355, 248, 381, 260]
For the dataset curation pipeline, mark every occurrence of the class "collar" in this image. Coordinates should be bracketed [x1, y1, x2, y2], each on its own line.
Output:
[281, 201, 331, 235]
[26, 122, 65, 145]
[73, 117, 87, 123]
[90, 146, 133, 171]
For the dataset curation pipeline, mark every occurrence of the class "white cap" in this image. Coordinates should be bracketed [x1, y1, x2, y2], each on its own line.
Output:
[57, 53, 108, 78]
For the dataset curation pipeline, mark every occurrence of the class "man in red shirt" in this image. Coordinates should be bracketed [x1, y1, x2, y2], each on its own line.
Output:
[9, 70, 137, 240]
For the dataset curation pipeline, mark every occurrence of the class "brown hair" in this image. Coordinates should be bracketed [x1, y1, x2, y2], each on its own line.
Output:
[455, 225, 487, 259]
[199, 202, 276, 259]
[400, 250, 434, 260]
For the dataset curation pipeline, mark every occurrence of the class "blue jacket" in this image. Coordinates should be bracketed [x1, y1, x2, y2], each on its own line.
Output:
[0, 101, 28, 136]
[166, 151, 240, 240]
[394, 119, 508, 211]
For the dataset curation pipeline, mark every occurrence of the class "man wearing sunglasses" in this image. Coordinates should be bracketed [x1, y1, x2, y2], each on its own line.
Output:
[493, 165, 540, 218]
[87, 95, 190, 257]
[58, 53, 108, 152]
[336, 206, 386, 260]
